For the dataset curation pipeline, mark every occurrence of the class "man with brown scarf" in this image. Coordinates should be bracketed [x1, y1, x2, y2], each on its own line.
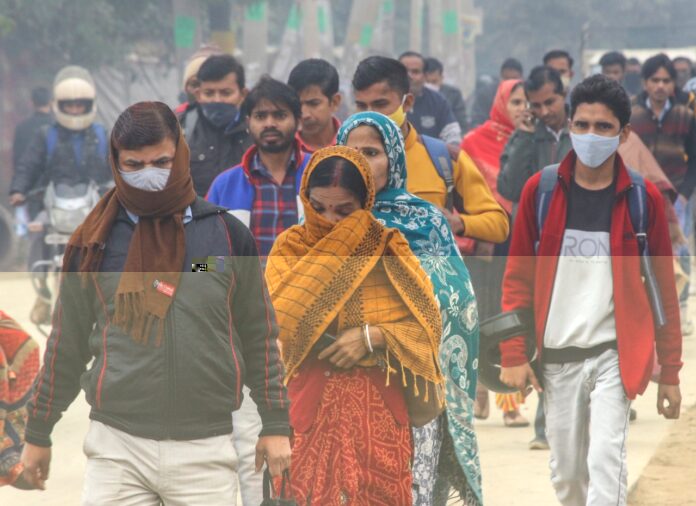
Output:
[19, 102, 290, 505]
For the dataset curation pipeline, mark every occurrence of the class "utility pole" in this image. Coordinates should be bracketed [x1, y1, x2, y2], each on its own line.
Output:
[410, 0, 424, 52]
[172, 0, 203, 90]
[243, 1, 269, 86]
[457, 0, 483, 96]
[372, 0, 396, 56]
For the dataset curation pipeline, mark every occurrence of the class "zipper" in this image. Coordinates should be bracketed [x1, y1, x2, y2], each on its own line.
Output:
[165, 307, 176, 439]
[616, 183, 633, 202]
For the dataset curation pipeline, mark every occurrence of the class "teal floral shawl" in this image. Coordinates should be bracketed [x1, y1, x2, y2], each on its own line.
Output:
[337, 112, 482, 504]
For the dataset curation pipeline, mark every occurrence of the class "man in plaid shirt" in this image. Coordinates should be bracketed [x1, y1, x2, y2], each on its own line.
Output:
[206, 76, 310, 505]
[207, 76, 311, 258]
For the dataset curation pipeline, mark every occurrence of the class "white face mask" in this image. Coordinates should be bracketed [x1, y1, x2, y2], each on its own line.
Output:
[561, 75, 571, 91]
[119, 166, 171, 191]
[570, 132, 621, 169]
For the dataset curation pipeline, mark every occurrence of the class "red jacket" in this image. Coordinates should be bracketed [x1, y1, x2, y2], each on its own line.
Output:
[295, 116, 340, 154]
[500, 151, 682, 399]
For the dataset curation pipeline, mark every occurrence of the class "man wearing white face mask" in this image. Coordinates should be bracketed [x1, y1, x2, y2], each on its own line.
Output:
[21, 102, 292, 504]
[544, 49, 575, 95]
[500, 75, 683, 506]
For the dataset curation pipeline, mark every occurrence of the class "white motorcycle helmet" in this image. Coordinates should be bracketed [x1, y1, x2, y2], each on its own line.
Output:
[52, 66, 97, 131]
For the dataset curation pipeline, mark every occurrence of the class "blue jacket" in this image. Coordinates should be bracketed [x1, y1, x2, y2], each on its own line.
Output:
[206, 142, 310, 227]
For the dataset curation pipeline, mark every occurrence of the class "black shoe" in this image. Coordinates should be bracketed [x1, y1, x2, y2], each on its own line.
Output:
[629, 408, 637, 422]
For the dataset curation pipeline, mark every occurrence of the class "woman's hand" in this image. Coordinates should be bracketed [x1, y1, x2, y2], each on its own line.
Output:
[515, 110, 536, 133]
[317, 327, 372, 369]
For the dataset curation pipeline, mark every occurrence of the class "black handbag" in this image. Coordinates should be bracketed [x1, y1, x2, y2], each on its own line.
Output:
[478, 309, 541, 393]
[260, 468, 297, 506]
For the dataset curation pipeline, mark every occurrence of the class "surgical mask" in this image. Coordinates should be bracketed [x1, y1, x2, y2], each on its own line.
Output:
[424, 82, 440, 92]
[387, 96, 408, 127]
[570, 132, 620, 169]
[119, 167, 171, 191]
[200, 102, 240, 129]
[561, 75, 571, 91]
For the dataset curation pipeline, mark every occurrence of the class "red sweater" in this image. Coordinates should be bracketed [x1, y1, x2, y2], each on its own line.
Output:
[500, 151, 682, 399]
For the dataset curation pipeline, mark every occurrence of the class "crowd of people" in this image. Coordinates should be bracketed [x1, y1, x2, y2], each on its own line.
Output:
[2, 45, 691, 505]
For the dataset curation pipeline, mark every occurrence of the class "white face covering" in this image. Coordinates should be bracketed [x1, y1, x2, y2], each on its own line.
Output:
[119, 167, 171, 191]
[570, 132, 621, 169]
[561, 75, 572, 91]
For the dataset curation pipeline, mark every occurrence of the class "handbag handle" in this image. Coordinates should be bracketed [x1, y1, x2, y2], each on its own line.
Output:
[263, 468, 291, 500]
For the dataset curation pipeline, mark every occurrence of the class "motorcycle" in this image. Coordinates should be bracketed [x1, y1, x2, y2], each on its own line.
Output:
[28, 180, 107, 336]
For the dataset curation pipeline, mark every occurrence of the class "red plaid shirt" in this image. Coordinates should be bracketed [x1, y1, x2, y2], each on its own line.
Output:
[248, 151, 300, 257]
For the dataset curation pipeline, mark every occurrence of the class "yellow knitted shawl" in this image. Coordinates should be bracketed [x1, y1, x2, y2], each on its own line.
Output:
[266, 146, 443, 398]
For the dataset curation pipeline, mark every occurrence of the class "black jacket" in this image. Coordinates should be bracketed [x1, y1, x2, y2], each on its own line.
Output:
[178, 104, 253, 197]
[10, 123, 111, 197]
[12, 111, 52, 171]
[439, 83, 468, 133]
[26, 198, 290, 446]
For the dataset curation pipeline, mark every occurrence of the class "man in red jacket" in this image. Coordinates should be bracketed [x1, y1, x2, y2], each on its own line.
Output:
[500, 75, 682, 506]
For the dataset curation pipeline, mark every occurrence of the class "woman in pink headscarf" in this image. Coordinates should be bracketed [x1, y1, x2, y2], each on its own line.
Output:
[460, 79, 530, 427]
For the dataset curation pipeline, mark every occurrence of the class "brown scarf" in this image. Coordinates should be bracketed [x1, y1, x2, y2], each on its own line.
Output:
[63, 130, 196, 345]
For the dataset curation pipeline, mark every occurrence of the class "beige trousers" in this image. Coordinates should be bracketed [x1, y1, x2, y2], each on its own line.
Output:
[81, 421, 238, 506]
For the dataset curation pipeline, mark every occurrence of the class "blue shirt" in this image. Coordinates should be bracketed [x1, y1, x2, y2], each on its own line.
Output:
[408, 87, 461, 143]
[125, 206, 193, 225]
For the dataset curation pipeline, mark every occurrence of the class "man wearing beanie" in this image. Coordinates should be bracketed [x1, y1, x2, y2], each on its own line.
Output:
[178, 54, 252, 196]
[175, 44, 223, 114]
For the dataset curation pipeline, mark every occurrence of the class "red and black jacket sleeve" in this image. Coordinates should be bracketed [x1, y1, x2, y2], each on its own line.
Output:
[226, 215, 291, 436]
[645, 182, 683, 384]
[25, 259, 95, 447]
[499, 172, 542, 367]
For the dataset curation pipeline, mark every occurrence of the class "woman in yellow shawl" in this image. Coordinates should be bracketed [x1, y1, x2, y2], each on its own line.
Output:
[266, 146, 443, 505]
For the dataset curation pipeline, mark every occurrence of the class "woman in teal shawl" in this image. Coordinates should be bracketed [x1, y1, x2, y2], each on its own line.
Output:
[337, 112, 482, 506]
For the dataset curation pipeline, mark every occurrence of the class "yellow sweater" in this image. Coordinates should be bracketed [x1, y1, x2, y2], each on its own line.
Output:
[404, 124, 509, 243]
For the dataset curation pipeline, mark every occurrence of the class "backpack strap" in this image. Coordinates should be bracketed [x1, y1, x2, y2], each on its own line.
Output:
[625, 168, 667, 327]
[421, 134, 455, 210]
[46, 124, 108, 164]
[91, 123, 108, 160]
[535, 164, 561, 238]
[626, 168, 649, 255]
[534, 164, 648, 250]
[45, 125, 59, 161]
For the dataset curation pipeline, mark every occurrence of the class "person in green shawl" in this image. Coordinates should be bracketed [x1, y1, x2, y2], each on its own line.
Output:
[337, 111, 482, 506]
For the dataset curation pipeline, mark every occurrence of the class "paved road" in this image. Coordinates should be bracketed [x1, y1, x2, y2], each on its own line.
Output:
[1, 272, 694, 505]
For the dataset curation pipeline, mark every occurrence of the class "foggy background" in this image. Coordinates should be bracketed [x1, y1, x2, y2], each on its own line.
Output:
[2, 0, 696, 204]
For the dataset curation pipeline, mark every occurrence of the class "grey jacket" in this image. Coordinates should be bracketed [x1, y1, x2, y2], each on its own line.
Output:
[498, 121, 572, 203]
[26, 198, 290, 447]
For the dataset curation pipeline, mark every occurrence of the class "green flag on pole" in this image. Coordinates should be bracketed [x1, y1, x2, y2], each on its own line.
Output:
[246, 2, 266, 22]
[443, 9, 458, 35]
[288, 4, 301, 30]
[359, 24, 373, 47]
[174, 16, 196, 49]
